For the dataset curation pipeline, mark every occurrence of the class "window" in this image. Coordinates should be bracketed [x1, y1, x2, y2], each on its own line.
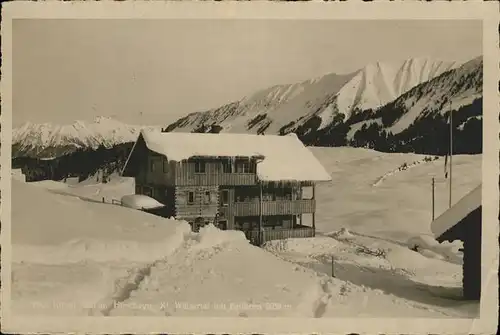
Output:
[236, 161, 250, 173]
[235, 187, 260, 203]
[222, 160, 233, 173]
[194, 161, 206, 173]
[188, 191, 195, 204]
[150, 160, 156, 173]
[163, 159, 168, 173]
[204, 191, 211, 204]
[220, 190, 229, 206]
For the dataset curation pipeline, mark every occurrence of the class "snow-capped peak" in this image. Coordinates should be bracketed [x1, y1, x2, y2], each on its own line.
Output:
[12, 117, 159, 157]
[334, 57, 461, 115]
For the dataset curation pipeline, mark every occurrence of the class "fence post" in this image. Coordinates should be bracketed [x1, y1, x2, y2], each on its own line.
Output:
[432, 177, 435, 221]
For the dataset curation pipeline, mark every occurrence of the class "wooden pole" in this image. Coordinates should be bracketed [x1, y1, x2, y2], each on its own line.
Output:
[312, 183, 316, 236]
[331, 256, 335, 277]
[449, 102, 453, 208]
[259, 183, 263, 245]
[432, 177, 435, 221]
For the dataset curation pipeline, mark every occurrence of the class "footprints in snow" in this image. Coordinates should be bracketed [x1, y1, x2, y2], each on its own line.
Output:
[372, 156, 440, 187]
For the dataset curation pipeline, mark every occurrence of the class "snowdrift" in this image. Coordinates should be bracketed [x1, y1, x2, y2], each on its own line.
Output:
[407, 234, 463, 265]
[11, 179, 186, 261]
[11, 180, 317, 317]
[263, 233, 477, 318]
[30, 176, 136, 204]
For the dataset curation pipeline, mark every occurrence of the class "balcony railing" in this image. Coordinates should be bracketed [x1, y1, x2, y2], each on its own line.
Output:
[174, 173, 257, 186]
[243, 226, 315, 245]
[232, 199, 315, 216]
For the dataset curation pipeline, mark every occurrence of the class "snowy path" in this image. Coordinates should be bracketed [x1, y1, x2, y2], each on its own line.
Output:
[264, 234, 479, 318]
[63, 222, 449, 318]
[106, 229, 319, 317]
[107, 227, 473, 318]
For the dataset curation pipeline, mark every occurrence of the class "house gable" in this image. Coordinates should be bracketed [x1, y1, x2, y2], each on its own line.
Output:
[431, 184, 481, 242]
[437, 205, 482, 243]
[121, 133, 177, 185]
[121, 133, 149, 178]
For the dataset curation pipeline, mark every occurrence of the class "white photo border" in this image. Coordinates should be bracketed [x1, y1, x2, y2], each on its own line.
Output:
[1, 1, 498, 334]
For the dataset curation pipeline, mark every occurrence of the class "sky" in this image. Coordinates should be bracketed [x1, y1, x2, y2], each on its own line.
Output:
[13, 19, 482, 127]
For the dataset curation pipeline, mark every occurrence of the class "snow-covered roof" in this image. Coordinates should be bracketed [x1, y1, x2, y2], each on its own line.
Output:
[430, 184, 481, 239]
[137, 129, 332, 182]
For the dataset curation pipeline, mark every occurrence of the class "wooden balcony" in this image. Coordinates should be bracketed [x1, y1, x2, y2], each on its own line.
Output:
[232, 199, 316, 216]
[243, 226, 315, 245]
[175, 173, 257, 186]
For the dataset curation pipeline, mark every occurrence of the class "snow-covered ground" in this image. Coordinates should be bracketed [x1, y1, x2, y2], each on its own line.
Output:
[311, 147, 481, 243]
[10, 147, 481, 317]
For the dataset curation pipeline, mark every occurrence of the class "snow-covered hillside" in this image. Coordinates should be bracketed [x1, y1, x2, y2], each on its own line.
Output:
[12, 116, 159, 158]
[11, 148, 481, 318]
[166, 57, 462, 135]
[309, 147, 481, 241]
[166, 71, 356, 134]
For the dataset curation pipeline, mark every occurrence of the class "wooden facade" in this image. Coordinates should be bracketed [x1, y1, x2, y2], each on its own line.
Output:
[122, 134, 320, 244]
[438, 206, 482, 301]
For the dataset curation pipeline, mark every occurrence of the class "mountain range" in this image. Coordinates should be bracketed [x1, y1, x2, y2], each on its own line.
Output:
[12, 56, 482, 181]
[165, 56, 482, 145]
[164, 57, 473, 133]
[12, 116, 159, 158]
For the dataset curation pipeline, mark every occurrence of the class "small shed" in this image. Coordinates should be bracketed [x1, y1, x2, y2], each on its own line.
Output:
[430, 184, 482, 300]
